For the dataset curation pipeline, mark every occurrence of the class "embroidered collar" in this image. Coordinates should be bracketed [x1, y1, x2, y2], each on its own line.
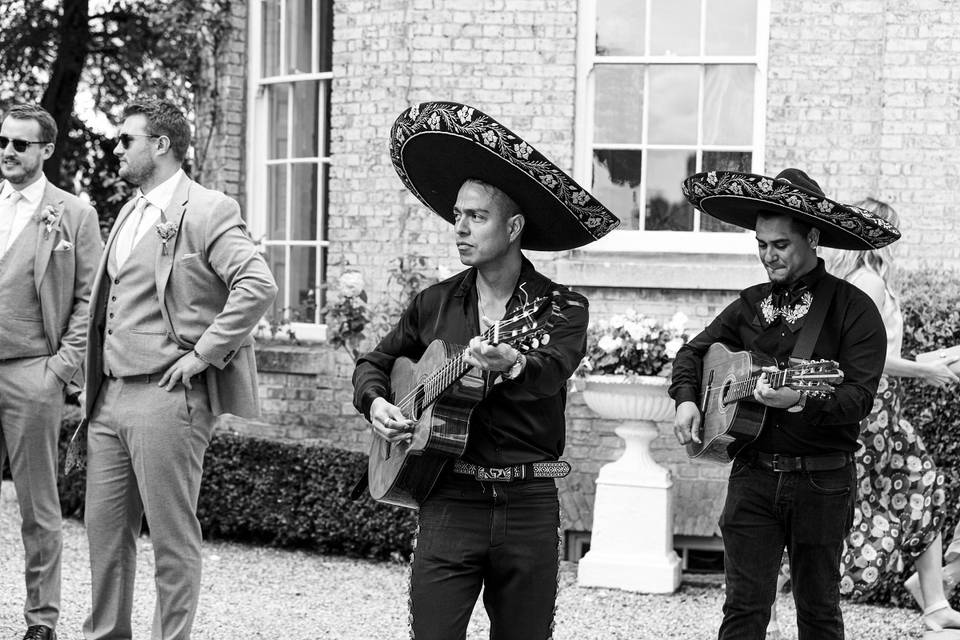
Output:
[760, 290, 813, 325]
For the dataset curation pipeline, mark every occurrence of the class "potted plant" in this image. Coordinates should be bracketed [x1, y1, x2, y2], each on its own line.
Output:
[575, 310, 688, 424]
[575, 310, 689, 593]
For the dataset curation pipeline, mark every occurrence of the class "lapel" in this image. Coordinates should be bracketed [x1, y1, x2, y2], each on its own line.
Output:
[32, 181, 61, 292]
[156, 175, 191, 338]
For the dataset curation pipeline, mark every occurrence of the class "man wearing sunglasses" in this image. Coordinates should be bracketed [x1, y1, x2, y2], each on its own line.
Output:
[80, 99, 276, 640]
[0, 104, 102, 640]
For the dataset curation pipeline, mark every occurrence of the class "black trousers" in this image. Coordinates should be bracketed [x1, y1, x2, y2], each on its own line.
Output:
[410, 474, 560, 640]
[718, 458, 856, 640]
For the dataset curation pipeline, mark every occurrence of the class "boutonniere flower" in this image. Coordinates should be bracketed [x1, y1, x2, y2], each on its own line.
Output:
[37, 201, 64, 238]
[155, 217, 179, 255]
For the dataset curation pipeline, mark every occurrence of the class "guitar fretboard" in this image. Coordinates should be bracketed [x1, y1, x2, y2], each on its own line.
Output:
[724, 370, 790, 403]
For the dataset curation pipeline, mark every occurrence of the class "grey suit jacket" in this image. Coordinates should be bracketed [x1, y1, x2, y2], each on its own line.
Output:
[1, 179, 103, 394]
[85, 175, 277, 419]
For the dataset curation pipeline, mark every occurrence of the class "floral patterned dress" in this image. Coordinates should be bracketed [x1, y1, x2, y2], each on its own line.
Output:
[838, 375, 947, 598]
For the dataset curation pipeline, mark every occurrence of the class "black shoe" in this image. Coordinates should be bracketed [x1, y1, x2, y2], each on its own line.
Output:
[23, 626, 55, 640]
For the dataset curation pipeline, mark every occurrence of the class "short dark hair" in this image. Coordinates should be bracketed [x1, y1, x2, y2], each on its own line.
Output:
[3, 104, 58, 143]
[122, 99, 191, 161]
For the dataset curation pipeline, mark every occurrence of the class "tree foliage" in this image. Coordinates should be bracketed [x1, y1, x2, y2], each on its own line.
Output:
[0, 0, 234, 233]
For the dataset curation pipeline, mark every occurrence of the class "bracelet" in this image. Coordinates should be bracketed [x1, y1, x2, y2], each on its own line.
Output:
[502, 352, 526, 380]
[193, 349, 209, 363]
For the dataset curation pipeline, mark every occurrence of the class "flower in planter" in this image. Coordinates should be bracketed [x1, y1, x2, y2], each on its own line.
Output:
[577, 310, 689, 379]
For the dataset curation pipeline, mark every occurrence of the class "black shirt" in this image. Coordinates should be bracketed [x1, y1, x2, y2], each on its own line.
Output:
[669, 260, 886, 455]
[352, 258, 588, 467]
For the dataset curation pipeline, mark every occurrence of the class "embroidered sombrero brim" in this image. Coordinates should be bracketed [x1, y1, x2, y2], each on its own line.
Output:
[390, 101, 620, 251]
[682, 171, 901, 250]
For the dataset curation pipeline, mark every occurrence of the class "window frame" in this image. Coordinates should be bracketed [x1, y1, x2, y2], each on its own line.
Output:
[246, 0, 332, 341]
[574, 0, 771, 255]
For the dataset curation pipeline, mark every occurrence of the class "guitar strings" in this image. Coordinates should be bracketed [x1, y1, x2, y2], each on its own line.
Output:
[391, 301, 542, 414]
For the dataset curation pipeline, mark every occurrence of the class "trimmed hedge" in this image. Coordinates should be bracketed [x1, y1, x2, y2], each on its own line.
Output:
[854, 268, 960, 606]
[58, 422, 416, 560]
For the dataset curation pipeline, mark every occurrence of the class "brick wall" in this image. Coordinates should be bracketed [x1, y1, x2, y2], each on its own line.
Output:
[194, 0, 248, 206]
[765, 0, 960, 267]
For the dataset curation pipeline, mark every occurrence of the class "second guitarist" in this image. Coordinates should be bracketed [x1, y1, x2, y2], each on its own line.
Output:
[352, 102, 618, 640]
[670, 168, 893, 640]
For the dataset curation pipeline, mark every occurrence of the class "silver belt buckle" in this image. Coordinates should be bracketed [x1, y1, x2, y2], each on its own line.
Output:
[475, 466, 513, 482]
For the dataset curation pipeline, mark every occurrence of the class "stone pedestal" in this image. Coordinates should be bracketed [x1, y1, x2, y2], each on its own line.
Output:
[577, 375, 682, 593]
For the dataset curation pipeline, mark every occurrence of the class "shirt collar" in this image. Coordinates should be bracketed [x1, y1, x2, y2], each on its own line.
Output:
[137, 168, 185, 212]
[455, 256, 540, 302]
[1, 174, 47, 205]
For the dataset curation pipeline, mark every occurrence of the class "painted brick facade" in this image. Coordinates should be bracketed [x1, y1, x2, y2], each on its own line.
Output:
[218, 0, 960, 547]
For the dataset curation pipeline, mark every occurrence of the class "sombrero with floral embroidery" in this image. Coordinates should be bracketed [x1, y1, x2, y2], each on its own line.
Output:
[682, 168, 900, 250]
[389, 101, 620, 251]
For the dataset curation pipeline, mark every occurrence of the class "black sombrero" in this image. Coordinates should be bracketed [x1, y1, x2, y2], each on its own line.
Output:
[682, 168, 900, 250]
[390, 101, 620, 251]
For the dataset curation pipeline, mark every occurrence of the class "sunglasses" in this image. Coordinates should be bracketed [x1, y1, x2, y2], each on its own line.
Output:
[117, 133, 160, 147]
[0, 136, 51, 153]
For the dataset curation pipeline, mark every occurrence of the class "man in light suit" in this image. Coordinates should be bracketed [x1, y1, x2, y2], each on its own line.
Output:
[0, 104, 102, 640]
[82, 99, 277, 640]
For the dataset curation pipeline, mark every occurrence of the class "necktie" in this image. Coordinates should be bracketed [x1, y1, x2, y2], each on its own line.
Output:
[118, 196, 148, 267]
[0, 189, 24, 256]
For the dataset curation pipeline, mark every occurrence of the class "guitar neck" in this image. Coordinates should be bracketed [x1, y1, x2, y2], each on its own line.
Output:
[726, 369, 792, 402]
[418, 322, 503, 408]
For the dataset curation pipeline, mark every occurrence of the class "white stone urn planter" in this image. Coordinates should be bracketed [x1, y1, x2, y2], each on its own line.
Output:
[577, 374, 682, 593]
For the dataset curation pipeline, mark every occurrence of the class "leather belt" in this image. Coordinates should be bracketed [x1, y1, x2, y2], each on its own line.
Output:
[746, 451, 852, 473]
[105, 372, 206, 385]
[451, 460, 571, 482]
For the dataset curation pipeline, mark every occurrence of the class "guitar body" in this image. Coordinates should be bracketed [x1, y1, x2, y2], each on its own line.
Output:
[686, 343, 774, 464]
[368, 339, 485, 509]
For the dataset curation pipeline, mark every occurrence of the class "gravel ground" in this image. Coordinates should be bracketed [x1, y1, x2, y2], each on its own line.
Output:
[0, 480, 927, 639]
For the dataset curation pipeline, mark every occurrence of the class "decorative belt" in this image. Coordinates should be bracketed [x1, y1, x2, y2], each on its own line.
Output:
[451, 460, 571, 482]
[746, 451, 852, 473]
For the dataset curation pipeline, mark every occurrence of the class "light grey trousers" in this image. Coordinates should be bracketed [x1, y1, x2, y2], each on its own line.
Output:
[83, 376, 215, 640]
[0, 355, 64, 629]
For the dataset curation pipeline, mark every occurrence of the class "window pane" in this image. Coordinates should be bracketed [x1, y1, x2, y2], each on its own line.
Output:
[318, 0, 333, 71]
[649, 0, 700, 56]
[289, 246, 318, 323]
[594, 65, 644, 144]
[261, 0, 281, 77]
[645, 149, 694, 231]
[290, 163, 318, 241]
[648, 65, 699, 145]
[291, 81, 319, 158]
[265, 245, 287, 317]
[702, 150, 751, 173]
[700, 151, 751, 232]
[268, 86, 289, 159]
[592, 150, 642, 230]
[705, 0, 757, 55]
[703, 65, 754, 145]
[267, 165, 287, 239]
[596, 0, 645, 56]
[287, 0, 313, 74]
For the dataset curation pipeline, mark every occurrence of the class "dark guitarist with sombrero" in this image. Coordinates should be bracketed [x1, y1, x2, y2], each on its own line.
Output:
[670, 168, 899, 640]
[352, 102, 618, 640]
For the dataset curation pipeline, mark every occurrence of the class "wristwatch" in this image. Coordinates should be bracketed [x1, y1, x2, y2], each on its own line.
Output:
[786, 393, 807, 413]
[502, 352, 526, 380]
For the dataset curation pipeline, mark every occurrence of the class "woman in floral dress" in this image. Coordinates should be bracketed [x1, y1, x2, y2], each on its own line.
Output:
[769, 198, 960, 639]
[829, 200, 960, 639]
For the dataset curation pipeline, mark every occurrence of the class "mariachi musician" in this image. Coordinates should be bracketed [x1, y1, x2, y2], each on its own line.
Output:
[352, 101, 618, 640]
[670, 168, 900, 640]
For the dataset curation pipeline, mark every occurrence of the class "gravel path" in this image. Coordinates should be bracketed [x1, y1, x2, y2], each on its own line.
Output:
[0, 481, 927, 639]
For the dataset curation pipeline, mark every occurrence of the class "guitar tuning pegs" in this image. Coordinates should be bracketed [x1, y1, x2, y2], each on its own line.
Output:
[541, 334, 550, 345]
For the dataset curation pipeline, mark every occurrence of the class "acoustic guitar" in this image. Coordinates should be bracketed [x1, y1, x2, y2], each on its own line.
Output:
[368, 295, 561, 509]
[686, 343, 844, 464]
